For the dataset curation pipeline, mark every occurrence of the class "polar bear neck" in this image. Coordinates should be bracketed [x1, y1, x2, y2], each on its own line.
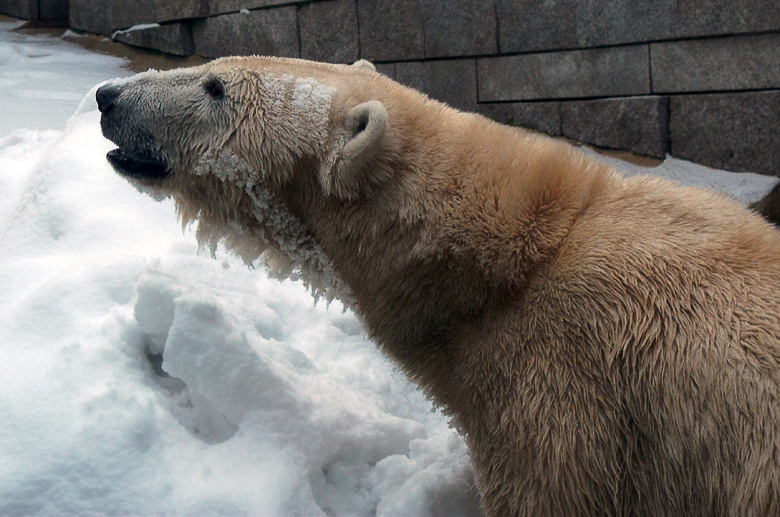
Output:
[186, 148, 355, 307]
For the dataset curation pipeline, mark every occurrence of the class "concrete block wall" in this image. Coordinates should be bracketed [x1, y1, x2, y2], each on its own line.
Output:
[3, 0, 779, 174]
[0, 0, 68, 20]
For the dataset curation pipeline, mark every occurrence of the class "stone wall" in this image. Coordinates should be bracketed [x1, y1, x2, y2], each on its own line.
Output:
[3, 0, 779, 174]
[0, 0, 68, 20]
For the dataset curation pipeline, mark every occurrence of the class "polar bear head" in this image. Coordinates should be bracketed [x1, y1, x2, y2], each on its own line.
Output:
[97, 57, 426, 301]
[98, 57, 393, 197]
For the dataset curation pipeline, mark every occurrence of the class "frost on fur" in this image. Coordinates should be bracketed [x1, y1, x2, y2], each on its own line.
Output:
[188, 149, 354, 307]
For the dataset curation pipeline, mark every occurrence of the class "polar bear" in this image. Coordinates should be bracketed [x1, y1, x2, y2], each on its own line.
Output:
[97, 57, 780, 516]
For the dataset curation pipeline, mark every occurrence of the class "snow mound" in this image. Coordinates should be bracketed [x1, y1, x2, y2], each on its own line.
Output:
[0, 93, 478, 515]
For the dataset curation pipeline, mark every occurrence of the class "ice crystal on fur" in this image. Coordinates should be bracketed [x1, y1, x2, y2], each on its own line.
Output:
[190, 149, 354, 306]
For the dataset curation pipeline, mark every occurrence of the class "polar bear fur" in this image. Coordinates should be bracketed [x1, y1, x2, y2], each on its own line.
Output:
[98, 56, 780, 515]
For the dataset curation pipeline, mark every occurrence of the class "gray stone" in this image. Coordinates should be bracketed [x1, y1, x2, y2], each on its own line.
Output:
[69, 0, 202, 35]
[575, 0, 677, 48]
[193, 7, 299, 59]
[674, 0, 780, 39]
[207, 0, 315, 17]
[511, 103, 563, 136]
[651, 34, 780, 94]
[395, 59, 477, 113]
[113, 22, 194, 56]
[39, 0, 68, 20]
[478, 45, 650, 102]
[574, 0, 780, 48]
[421, 0, 497, 58]
[479, 102, 563, 137]
[67, 0, 318, 34]
[670, 91, 780, 175]
[374, 63, 396, 80]
[497, 0, 577, 53]
[0, 0, 37, 19]
[560, 96, 669, 158]
[300, 0, 359, 64]
[357, 0, 424, 62]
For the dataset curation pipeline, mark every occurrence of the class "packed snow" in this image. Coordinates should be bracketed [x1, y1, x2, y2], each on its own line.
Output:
[0, 21, 479, 516]
[0, 20, 776, 516]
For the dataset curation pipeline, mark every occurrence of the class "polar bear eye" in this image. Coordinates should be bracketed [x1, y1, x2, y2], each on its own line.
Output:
[204, 78, 225, 100]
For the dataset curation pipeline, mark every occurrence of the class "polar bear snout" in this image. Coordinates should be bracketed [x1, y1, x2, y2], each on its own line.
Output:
[96, 84, 121, 115]
[98, 83, 171, 182]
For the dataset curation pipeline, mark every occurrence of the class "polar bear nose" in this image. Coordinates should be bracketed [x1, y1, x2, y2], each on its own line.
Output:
[96, 84, 122, 114]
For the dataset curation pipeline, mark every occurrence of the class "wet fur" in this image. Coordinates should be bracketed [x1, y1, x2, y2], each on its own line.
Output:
[102, 57, 780, 516]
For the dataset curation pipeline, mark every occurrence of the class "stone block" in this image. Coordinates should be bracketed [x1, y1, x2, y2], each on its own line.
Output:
[69, 0, 202, 35]
[357, 0, 424, 62]
[39, 0, 68, 20]
[395, 59, 477, 113]
[478, 45, 650, 102]
[673, 0, 780, 39]
[575, 0, 677, 48]
[575, 0, 780, 48]
[374, 63, 396, 80]
[497, 0, 577, 53]
[670, 91, 780, 175]
[479, 102, 563, 137]
[207, 0, 315, 17]
[511, 102, 563, 136]
[0, 0, 37, 19]
[193, 7, 299, 59]
[651, 34, 780, 94]
[560, 96, 669, 158]
[300, 0, 359, 64]
[421, 0, 497, 58]
[113, 22, 195, 56]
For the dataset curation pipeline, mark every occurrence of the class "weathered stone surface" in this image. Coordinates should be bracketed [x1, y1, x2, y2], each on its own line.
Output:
[68, 0, 319, 34]
[479, 102, 563, 137]
[651, 34, 780, 94]
[670, 91, 780, 175]
[395, 59, 477, 112]
[357, 0, 424, 61]
[39, 0, 69, 19]
[674, 0, 780, 38]
[575, 0, 780, 48]
[575, 0, 677, 48]
[560, 96, 669, 158]
[300, 0, 358, 64]
[497, 0, 577, 53]
[478, 45, 650, 102]
[69, 0, 202, 35]
[374, 63, 396, 80]
[0, 0, 37, 19]
[207, 0, 314, 17]
[113, 22, 194, 56]
[193, 7, 298, 59]
[511, 102, 563, 136]
[421, 0, 496, 58]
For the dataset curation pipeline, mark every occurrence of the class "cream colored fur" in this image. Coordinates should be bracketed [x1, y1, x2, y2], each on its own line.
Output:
[103, 56, 780, 516]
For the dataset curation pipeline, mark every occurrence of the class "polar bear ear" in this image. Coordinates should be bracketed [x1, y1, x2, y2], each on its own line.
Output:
[352, 59, 376, 72]
[320, 100, 389, 200]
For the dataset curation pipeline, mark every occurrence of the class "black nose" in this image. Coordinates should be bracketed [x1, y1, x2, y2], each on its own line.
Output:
[96, 84, 122, 114]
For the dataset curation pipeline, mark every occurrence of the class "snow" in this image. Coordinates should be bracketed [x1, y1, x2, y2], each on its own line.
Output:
[112, 24, 162, 41]
[583, 148, 777, 205]
[0, 20, 776, 516]
[0, 22, 130, 135]
[0, 21, 478, 516]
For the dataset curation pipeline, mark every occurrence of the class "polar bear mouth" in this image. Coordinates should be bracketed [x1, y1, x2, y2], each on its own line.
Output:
[107, 148, 170, 180]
